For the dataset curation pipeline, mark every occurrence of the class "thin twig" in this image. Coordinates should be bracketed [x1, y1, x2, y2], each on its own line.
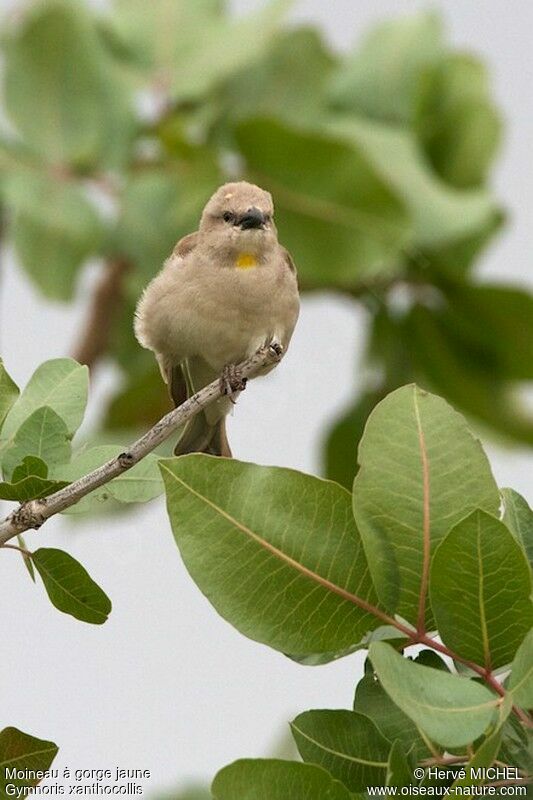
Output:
[0, 344, 283, 545]
[71, 257, 130, 370]
[1, 543, 32, 557]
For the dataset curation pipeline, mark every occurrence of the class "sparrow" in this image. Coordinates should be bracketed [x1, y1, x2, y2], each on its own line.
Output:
[134, 181, 300, 457]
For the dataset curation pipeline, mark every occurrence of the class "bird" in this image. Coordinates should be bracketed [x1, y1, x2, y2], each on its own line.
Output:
[134, 180, 300, 458]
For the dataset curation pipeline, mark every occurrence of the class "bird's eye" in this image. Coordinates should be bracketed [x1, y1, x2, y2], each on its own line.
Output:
[223, 211, 234, 223]
[264, 213, 272, 223]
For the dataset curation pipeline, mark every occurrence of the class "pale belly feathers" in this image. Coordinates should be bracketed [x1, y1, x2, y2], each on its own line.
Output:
[146, 255, 299, 372]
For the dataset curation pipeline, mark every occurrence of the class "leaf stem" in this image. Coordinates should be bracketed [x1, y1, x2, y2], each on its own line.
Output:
[217, 522, 530, 728]
[417, 728, 442, 761]
[274, 563, 530, 727]
[1, 542, 32, 557]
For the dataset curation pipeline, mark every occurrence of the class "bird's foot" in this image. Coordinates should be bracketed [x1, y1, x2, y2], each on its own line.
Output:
[267, 339, 284, 360]
[220, 364, 247, 403]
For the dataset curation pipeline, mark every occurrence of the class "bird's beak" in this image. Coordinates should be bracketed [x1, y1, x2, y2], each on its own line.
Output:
[238, 207, 266, 230]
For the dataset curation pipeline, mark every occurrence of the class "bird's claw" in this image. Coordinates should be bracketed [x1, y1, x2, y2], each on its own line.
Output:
[268, 340, 283, 360]
[220, 364, 247, 403]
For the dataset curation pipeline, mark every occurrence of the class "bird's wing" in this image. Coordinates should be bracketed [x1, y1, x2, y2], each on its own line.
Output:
[280, 246, 297, 275]
[172, 231, 199, 259]
[169, 362, 189, 407]
[167, 357, 223, 422]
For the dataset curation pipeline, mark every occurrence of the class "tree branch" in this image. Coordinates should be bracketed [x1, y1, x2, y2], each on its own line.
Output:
[0, 344, 283, 545]
[71, 257, 130, 370]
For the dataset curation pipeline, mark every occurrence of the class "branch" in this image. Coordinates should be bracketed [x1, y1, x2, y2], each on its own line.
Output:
[71, 257, 130, 370]
[0, 344, 283, 545]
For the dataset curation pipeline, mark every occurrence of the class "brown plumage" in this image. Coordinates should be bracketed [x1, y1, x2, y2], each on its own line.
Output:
[134, 181, 300, 457]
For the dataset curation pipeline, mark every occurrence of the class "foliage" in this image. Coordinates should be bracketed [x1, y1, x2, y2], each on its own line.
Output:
[0, 728, 58, 797]
[157, 384, 532, 792]
[0, 360, 160, 629]
[1, 0, 530, 488]
[1, 359, 533, 792]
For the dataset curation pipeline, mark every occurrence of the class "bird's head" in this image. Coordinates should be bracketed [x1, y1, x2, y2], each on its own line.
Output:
[199, 181, 278, 261]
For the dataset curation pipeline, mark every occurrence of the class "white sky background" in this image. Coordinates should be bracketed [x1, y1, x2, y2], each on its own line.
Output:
[0, 0, 532, 795]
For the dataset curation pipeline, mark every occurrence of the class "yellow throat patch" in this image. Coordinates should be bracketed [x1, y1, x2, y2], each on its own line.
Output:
[235, 253, 257, 270]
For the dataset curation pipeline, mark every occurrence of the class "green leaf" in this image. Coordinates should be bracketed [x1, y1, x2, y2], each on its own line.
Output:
[211, 759, 354, 800]
[419, 52, 494, 119]
[114, 171, 187, 287]
[328, 118, 496, 249]
[170, 0, 289, 100]
[418, 54, 501, 189]
[325, 309, 415, 491]
[113, 158, 221, 291]
[109, 0, 225, 72]
[402, 304, 533, 446]
[55, 446, 163, 509]
[1, 407, 71, 481]
[425, 100, 500, 191]
[414, 650, 449, 671]
[11, 455, 48, 482]
[0, 727, 58, 797]
[502, 489, 533, 569]
[0, 359, 19, 432]
[508, 629, 533, 709]
[353, 659, 433, 762]
[386, 741, 412, 788]
[369, 642, 499, 749]
[0, 462, 68, 503]
[103, 363, 171, 431]
[17, 534, 35, 583]
[420, 209, 504, 278]
[291, 710, 390, 792]
[110, 0, 288, 101]
[352, 385, 500, 624]
[161, 455, 382, 656]
[2, 359, 88, 439]
[450, 694, 512, 790]
[32, 548, 111, 625]
[4, 1, 134, 166]
[222, 27, 335, 128]
[498, 715, 533, 776]
[286, 626, 408, 667]
[430, 510, 533, 670]
[324, 389, 387, 490]
[99, 455, 164, 504]
[439, 283, 533, 381]
[329, 12, 444, 124]
[236, 118, 411, 289]
[451, 727, 502, 788]
[0, 455, 68, 501]
[5, 169, 104, 301]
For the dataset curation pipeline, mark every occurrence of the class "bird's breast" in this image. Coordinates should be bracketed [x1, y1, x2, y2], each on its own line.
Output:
[184, 259, 298, 370]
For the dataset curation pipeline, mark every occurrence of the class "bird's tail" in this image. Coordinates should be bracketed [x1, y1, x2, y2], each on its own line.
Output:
[170, 360, 232, 458]
[174, 414, 232, 457]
